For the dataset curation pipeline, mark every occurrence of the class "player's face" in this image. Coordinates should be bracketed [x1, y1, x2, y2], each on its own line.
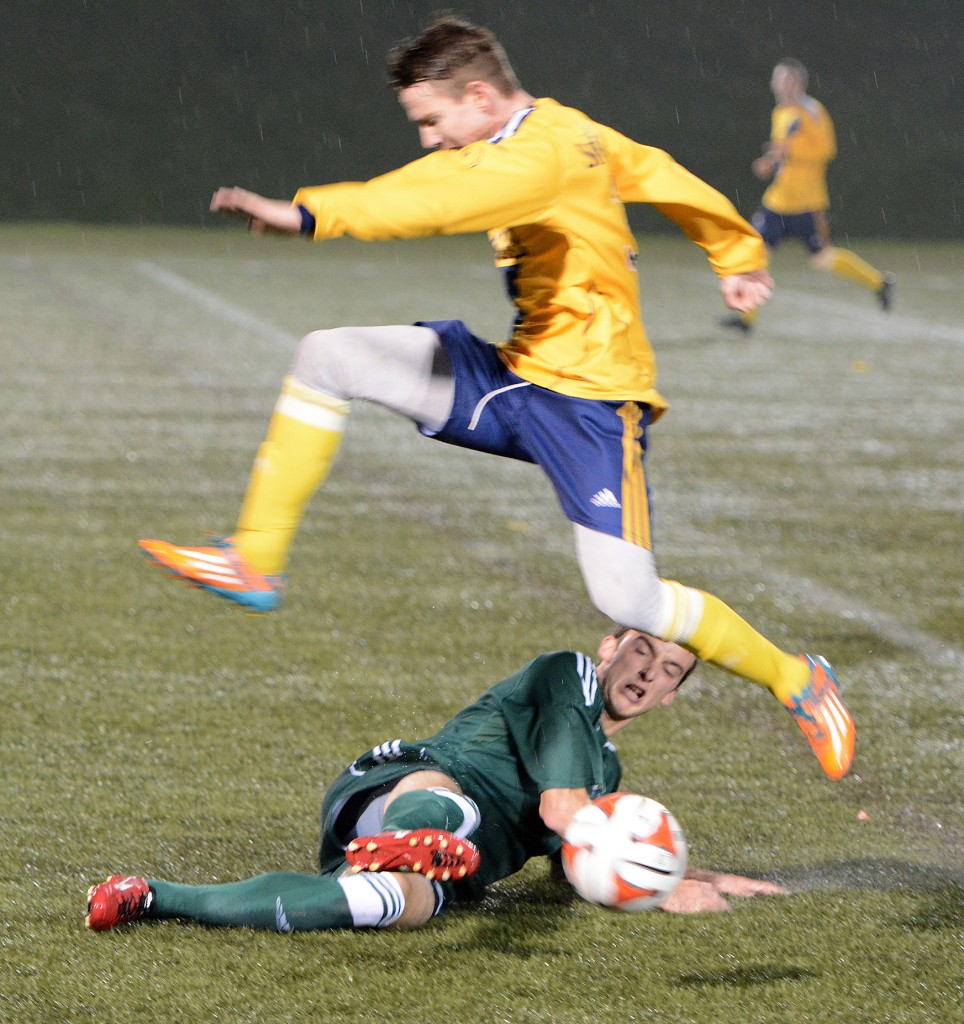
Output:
[398, 80, 496, 150]
[597, 630, 695, 722]
[770, 65, 800, 105]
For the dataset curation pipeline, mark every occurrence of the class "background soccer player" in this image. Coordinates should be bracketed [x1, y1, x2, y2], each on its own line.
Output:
[86, 629, 787, 932]
[721, 57, 895, 333]
[139, 16, 854, 780]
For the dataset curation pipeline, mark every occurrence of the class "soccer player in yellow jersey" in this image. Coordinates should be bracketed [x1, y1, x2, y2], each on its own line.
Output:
[140, 17, 855, 780]
[722, 58, 895, 333]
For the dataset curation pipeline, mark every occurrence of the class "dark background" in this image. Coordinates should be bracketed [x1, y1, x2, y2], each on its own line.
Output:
[3, 0, 961, 238]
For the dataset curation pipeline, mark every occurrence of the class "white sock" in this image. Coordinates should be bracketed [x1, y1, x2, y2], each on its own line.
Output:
[337, 872, 405, 928]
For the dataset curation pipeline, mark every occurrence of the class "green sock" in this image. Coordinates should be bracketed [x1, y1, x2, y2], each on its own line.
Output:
[148, 872, 354, 932]
[382, 789, 476, 834]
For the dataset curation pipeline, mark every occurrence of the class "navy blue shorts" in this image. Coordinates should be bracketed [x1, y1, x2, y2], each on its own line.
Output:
[417, 319, 655, 548]
[752, 206, 828, 254]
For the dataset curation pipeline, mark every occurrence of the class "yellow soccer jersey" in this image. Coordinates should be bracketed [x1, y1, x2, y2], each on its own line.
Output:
[762, 98, 837, 214]
[294, 98, 766, 406]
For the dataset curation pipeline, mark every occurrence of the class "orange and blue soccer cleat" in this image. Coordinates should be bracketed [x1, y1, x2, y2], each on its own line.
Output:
[346, 829, 481, 883]
[138, 537, 284, 613]
[86, 875, 153, 931]
[783, 655, 855, 780]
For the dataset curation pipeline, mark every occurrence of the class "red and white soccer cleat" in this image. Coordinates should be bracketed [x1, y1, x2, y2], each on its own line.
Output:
[346, 828, 480, 882]
[86, 875, 153, 931]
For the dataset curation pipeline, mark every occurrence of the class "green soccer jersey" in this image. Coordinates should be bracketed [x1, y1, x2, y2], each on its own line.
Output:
[319, 650, 621, 899]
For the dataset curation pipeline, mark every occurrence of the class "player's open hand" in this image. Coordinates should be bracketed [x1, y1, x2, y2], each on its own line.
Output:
[720, 269, 774, 313]
[210, 186, 257, 218]
[210, 187, 301, 236]
[705, 873, 788, 897]
[660, 879, 731, 913]
[685, 868, 789, 898]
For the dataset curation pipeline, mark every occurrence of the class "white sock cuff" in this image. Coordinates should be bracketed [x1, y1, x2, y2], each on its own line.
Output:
[337, 872, 405, 929]
[653, 580, 705, 644]
[277, 375, 350, 431]
[428, 788, 482, 839]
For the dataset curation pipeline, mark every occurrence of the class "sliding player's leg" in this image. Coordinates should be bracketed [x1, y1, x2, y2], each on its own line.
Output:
[139, 324, 454, 610]
[343, 771, 482, 881]
[86, 870, 436, 931]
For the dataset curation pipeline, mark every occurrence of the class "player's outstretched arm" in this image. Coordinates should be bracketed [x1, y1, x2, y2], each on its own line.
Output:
[210, 187, 302, 236]
[719, 268, 774, 313]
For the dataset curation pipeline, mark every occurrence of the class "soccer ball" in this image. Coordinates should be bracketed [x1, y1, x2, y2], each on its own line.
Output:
[561, 793, 687, 912]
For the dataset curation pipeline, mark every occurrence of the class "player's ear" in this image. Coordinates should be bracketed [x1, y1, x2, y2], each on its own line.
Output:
[597, 633, 619, 663]
[659, 688, 678, 708]
[465, 79, 492, 111]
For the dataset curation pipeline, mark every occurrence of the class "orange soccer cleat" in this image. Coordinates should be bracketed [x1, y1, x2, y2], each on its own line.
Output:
[783, 655, 855, 780]
[139, 536, 284, 613]
[346, 828, 480, 882]
[86, 875, 153, 931]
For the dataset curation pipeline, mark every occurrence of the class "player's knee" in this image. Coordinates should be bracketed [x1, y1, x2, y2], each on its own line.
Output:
[575, 527, 663, 630]
[290, 326, 360, 397]
[587, 573, 704, 645]
[584, 572, 663, 633]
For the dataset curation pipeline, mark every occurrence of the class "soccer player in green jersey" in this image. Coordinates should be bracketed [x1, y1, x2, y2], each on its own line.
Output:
[139, 16, 854, 781]
[86, 629, 786, 932]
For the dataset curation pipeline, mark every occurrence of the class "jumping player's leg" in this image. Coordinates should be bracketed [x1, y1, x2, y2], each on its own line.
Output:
[574, 524, 854, 779]
[507, 385, 852, 779]
[139, 325, 454, 603]
[574, 525, 807, 697]
[233, 324, 454, 573]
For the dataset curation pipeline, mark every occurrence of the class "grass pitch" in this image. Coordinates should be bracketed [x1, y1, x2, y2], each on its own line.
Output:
[1, 225, 961, 1023]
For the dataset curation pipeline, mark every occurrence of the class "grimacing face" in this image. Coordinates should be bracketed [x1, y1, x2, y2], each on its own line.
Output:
[597, 629, 696, 722]
[397, 79, 500, 150]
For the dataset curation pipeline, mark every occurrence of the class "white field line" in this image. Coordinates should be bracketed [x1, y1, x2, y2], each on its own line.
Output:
[774, 288, 964, 344]
[761, 567, 964, 669]
[684, 268, 964, 344]
[135, 260, 297, 349]
[138, 258, 963, 667]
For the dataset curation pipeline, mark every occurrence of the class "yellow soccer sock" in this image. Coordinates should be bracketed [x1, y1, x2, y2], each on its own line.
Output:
[233, 376, 349, 575]
[660, 580, 809, 701]
[820, 246, 885, 292]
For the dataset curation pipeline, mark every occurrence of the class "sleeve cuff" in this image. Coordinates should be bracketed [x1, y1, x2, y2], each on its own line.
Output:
[297, 204, 316, 237]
